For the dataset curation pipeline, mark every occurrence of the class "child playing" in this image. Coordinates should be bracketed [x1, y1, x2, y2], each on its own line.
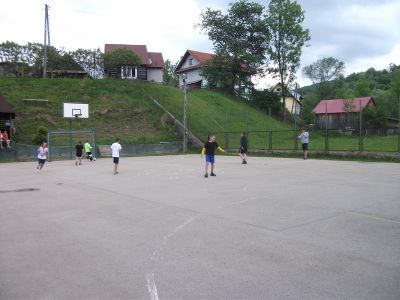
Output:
[84, 140, 94, 161]
[239, 132, 248, 164]
[298, 127, 309, 159]
[110, 137, 122, 175]
[201, 134, 225, 178]
[75, 141, 84, 166]
[37, 142, 48, 170]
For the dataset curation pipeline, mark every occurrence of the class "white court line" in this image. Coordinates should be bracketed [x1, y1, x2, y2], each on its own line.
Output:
[146, 216, 197, 300]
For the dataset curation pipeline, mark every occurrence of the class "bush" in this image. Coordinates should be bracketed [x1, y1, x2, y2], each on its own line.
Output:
[250, 88, 281, 115]
[32, 125, 48, 144]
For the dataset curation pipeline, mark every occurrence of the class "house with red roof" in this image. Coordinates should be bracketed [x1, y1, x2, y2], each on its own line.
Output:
[313, 97, 376, 129]
[104, 44, 164, 83]
[174, 50, 214, 89]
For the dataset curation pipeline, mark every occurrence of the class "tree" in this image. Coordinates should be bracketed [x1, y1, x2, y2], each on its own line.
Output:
[70, 48, 104, 79]
[198, 0, 269, 95]
[163, 59, 178, 86]
[103, 48, 141, 78]
[355, 75, 371, 97]
[302, 57, 345, 99]
[342, 98, 355, 127]
[362, 107, 386, 128]
[265, 0, 310, 121]
[251, 88, 281, 115]
[390, 68, 400, 120]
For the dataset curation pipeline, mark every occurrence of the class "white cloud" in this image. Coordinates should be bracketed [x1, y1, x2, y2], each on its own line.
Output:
[1, 0, 399, 87]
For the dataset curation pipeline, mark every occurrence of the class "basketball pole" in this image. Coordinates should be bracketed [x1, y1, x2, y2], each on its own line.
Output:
[69, 118, 72, 159]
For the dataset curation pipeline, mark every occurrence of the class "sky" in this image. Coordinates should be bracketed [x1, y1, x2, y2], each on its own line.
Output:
[0, 0, 399, 87]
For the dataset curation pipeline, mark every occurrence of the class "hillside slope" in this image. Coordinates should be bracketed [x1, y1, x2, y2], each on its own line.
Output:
[0, 78, 288, 146]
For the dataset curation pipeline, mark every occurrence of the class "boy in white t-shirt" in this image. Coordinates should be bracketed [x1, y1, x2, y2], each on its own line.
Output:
[37, 142, 49, 170]
[110, 137, 122, 174]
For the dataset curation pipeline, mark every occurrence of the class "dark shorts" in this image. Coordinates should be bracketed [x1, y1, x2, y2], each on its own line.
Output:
[38, 158, 46, 165]
[239, 147, 247, 154]
[205, 155, 215, 164]
[113, 157, 119, 164]
[302, 143, 308, 151]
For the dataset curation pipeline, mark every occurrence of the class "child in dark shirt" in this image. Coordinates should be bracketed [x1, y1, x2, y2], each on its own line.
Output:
[75, 141, 84, 166]
[201, 134, 225, 178]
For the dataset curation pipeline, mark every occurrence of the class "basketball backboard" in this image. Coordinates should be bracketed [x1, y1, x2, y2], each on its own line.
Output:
[63, 103, 89, 118]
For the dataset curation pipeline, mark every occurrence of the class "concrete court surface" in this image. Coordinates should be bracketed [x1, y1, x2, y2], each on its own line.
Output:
[0, 155, 399, 300]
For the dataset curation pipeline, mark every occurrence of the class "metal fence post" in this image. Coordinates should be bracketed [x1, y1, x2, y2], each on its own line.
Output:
[325, 101, 328, 154]
[269, 130, 272, 151]
[359, 99, 363, 152]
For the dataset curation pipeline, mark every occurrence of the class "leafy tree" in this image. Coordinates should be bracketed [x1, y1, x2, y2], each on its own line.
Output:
[362, 107, 386, 128]
[355, 76, 371, 97]
[198, 0, 269, 95]
[32, 125, 48, 144]
[251, 88, 281, 115]
[391, 68, 400, 120]
[70, 48, 104, 79]
[266, 0, 310, 121]
[103, 48, 141, 78]
[163, 59, 178, 86]
[342, 98, 355, 126]
[302, 57, 345, 99]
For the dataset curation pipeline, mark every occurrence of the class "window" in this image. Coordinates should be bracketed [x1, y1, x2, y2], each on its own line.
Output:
[121, 66, 137, 79]
[189, 58, 193, 66]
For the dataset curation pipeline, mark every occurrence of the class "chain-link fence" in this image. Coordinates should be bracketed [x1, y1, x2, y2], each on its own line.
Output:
[0, 142, 183, 162]
[220, 128, 400, 153]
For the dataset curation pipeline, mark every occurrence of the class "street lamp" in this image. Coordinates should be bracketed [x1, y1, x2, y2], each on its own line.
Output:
[182, 73, 188, 152]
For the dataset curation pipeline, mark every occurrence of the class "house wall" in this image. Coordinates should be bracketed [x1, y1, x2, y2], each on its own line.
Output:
[281, 97, 301, 115]
[178, 69, 206, 88]
[317, 113, 360, 129]
[180, 55, 199, 70]
[147, 68, 163, 83]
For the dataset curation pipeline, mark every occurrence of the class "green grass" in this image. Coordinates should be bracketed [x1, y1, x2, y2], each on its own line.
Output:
[0, 77, 180, 144]
[1, 77, 398, 154]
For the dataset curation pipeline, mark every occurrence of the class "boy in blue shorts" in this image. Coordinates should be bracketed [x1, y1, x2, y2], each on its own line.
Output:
[201, 134, 225, 178]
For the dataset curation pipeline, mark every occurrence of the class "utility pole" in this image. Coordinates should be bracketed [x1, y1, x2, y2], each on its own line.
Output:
[43, 4, 51, 78]
[294, 82, 298, 150]
[182, 74, 188, 152]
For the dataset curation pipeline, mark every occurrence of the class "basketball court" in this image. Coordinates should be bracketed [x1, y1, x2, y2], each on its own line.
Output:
[1, 155, 399, 299]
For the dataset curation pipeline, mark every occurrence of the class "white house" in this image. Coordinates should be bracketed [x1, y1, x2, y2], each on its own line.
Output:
[271, 83, 303, 114]
[175, 49, 214, 89]
[104, 44, 164, 83]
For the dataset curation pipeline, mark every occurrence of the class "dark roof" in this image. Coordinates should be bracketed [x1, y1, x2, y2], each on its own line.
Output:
[148, 52, 164, 68]
[105, 44, 149, 65]
[0, 94, 14, 113]
[313, 97, 375, 114]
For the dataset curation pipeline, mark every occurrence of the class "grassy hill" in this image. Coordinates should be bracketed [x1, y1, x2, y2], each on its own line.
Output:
[0, 77, 288, 146]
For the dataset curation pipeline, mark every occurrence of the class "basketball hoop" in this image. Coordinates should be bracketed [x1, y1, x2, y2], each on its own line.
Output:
[74, 114, 82, 119]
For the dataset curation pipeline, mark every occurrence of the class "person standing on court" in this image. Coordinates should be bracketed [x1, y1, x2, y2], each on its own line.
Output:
[111, 137, 122, 174]
[201, 134, 225, 178]
[239, 132, 248, 164]
[37, 142, 48, 170]
[84, 140, 93, 161]
[75, 141, 84, 166]
[298, 127, 309, 160]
